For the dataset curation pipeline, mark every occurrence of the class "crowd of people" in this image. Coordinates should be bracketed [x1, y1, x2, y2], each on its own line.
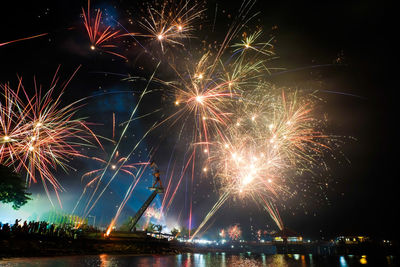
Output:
[0, 219, 99, 239]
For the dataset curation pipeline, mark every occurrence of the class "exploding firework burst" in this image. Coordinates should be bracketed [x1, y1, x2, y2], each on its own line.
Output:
[191, 85, 333, 239]
[0, 67, 100, 207]
[213, 87, 329, 195]
[145, 206, 162, 220]
[132, 0, 203, 52]
[82, 0, 126, 59]
[82, 151, 139, 188]
[228, 224, 242, 240]
[158, 30, 277, 155]
[219, 228, 226, 238]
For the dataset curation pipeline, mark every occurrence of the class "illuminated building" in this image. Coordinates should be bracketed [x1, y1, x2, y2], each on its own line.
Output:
[273, 228, 303, 243]
[335, 236, 370, 244]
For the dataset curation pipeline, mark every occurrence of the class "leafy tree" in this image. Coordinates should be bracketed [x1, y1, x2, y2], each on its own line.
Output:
[155, 224, 162, 233]
[146, 222, 157, 232]
[179, 226, 189, 238]
[154, 224, 164, 238]
[0, 165, 31, 209]
[171, 227, 180, 237]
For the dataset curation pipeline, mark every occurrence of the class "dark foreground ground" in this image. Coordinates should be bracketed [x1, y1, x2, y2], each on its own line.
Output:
[0, 235, 193, 258]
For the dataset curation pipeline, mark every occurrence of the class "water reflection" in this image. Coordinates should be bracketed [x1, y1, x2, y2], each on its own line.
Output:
[359, 255, 367, 265]
[221, 252, 226, 267]
[193, 253, 204, 267]
[340, 256, 349, 267]
[300, 255, 306, 267]
[261, 253, 266, 266]
[387, 255, 395, 265]
[99, 254, 108, 267]
[183, 253, 191, 267]
[0, 253, 397, 267]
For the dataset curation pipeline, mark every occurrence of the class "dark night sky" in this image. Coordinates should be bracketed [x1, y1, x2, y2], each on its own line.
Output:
[1, 1, 394, 240]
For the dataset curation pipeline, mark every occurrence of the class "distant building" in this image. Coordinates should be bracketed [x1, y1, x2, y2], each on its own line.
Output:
[335, 236, 369, 244]
[273, 228, 303, 243]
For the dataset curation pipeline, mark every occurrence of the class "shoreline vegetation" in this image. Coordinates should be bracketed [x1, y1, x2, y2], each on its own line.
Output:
[0, 219, 191, 258]
[1, 235, 193, 258]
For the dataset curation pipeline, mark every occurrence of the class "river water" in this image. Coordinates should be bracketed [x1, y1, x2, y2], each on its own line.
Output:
[0, 253, 397, 266]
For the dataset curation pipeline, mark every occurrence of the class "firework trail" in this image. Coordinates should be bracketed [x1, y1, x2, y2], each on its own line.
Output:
[0, 83, 31, 163]
[190, 191, 229, 240]
[105, 165, 148, 236]
[82, 151, 139, 184]
[73, 147, 148, 215]
[84, 122, 156, 219]
[255, 194, 283, 230]
[80, 114, 142, 189]
[77, 63, 160, 218]
[0, 33, 48, 47]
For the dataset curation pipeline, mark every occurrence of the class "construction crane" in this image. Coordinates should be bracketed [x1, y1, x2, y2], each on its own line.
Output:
[129, 162, 163, 232]
[129, 187, 164, 231]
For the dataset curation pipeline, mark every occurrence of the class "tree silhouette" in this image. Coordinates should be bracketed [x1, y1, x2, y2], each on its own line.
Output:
[146, 222, 157, 232]
[171, 227, 180, 237]
[0, 164, 31, 209]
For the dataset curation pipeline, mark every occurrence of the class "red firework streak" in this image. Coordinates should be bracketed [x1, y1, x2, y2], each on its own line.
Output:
[163, 151, 195, 214]
[82, 0, 126, 59]
[0, 33, 48, 47]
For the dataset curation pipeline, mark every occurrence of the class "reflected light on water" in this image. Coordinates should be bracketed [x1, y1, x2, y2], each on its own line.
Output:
[0, 253, 397, 267]
[301, 255, 306, 267]
[261, 253, 266, 266]
[340, 256, 349, 267]
[387, 255, 394, 265]
[100, 254, 108, 267]
[176, 254, 182, 265]
[194, 253, 205, 267]
[221, 252, 226, 267]
[359, 255, 367, 265]
[183, 252, 191, 267]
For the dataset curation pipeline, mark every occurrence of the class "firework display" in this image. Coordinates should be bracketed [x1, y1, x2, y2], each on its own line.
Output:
[0, 67, 100, 207]
[133, 0, 203, 52]
[0, 0, 341, 238]
[228, 224, 242, 241]
[82, 0, 125, 59]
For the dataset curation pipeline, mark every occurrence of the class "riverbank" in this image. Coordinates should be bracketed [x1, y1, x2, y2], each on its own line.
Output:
[0, 235, 192, 258]
[2, 235, 398, 259]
